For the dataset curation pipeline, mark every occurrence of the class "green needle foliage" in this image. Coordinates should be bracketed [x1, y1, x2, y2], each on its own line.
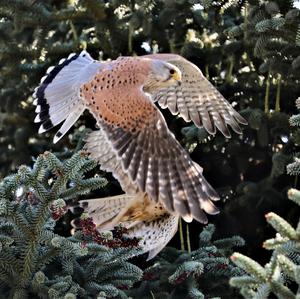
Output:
[229, 99, 300, 299]
[0, 151, 142, 298]
[129, 224, 245, 299]
[229, 187, 300, 299]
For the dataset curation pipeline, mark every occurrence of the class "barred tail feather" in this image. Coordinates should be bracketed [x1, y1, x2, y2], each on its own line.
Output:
[33, 50, 102, 143]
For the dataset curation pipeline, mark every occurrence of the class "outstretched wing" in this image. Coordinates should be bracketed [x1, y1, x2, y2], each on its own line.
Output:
[84, 129, 139, 195]
[33, 51, 103, 143]
[144, 54, 247, 137]
[83, 83, 219, 223]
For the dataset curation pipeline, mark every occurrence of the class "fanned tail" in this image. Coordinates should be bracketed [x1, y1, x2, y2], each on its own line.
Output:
[33, 50, 102, 143]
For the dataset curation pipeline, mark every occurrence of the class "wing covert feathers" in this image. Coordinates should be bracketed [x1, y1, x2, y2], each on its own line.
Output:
[145, 53, 247, 137]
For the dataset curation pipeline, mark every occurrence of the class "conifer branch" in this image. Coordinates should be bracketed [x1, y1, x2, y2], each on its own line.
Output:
[230, 99, 300, 298]
[130, 223, 244, 298]
[0, 152, 142, 298]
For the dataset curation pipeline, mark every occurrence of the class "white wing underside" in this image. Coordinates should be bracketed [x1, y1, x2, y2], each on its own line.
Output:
[33, 51, 103, 143]
[83, 130, 180, 260]
[84, 129, 139, 194]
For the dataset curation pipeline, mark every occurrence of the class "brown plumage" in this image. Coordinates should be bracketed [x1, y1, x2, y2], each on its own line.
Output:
[33, 51, 247, 259]
[144, 53, 247, 137]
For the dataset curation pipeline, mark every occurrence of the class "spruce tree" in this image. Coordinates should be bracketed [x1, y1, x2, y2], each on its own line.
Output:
[229, 98, 300, 298]
[0, 151, 142, 298]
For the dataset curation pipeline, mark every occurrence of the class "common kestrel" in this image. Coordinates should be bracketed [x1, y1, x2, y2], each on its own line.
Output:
[34, 51, 246, 259]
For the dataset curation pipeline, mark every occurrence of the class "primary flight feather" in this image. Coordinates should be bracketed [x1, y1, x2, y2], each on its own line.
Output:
[33, 50, 246, 259]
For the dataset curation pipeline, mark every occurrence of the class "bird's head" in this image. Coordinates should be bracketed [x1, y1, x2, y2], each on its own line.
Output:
[143, 59, 182, 93]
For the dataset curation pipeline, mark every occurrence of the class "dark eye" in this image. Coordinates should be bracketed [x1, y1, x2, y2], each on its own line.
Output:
[169, 69, 175, 75]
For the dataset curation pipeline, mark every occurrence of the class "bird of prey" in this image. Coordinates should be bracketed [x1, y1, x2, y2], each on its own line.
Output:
[33, 51, 246, 259]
